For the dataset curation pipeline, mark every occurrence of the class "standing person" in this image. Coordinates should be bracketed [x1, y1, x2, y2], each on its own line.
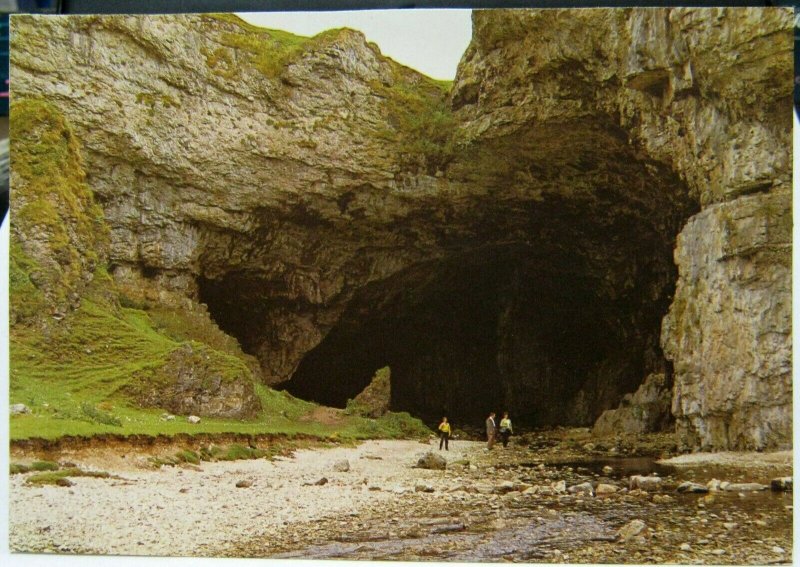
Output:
[485, 412, 497, 450]
[499, 412, 513, 448]
[438, 417, 451, 451]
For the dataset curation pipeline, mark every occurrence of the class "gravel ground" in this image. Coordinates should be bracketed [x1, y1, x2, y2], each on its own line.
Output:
[9, 438, 481, 556]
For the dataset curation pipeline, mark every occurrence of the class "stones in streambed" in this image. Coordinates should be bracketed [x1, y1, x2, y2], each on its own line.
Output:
[10, 403, 30, 415]
[677, 482, 709, 493]
[602, 465, 614, 474]
[770, 477, 792, 491]
[416, 452, 446, 470]
[187, 415, 201, 424]
[617, 519, 648, 542]
[629, 475, 662, 491]
[235, 480, 253, 488]
[332, 459, 350, 473]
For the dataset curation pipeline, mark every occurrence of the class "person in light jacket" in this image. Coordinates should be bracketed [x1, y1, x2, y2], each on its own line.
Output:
[499, 412, 513, 448]
[438, 417, 451, 451]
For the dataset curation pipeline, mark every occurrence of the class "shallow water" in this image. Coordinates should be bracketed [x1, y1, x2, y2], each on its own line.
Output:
[271, 455, 793, 563]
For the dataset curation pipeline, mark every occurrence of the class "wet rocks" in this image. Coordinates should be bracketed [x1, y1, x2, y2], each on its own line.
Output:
[770, 477, 792, 492]
[677, 482, 708, 493]
[629, 475, 662, 491]
[416, 452, 447, 470]
[721, 482, 767, 492]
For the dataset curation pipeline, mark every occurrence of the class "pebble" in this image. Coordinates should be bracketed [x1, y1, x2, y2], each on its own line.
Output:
[772, 547, 785, 554]
[711, 549, 726, 556]
[679, 543, 692, 552]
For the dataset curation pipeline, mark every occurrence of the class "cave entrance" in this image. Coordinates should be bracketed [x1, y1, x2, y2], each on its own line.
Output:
[197, 120, 698, 430]
[285, 242, 671, 428]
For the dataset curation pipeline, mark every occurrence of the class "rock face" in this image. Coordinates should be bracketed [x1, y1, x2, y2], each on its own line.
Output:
[592, 373, 672, 437]
[10, 9, 792, 448]
[345, 366, 391, 418]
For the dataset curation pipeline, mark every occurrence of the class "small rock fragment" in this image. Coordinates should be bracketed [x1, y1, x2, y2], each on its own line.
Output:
[679, 543, 692, 552]
[235, 480, 253, 488]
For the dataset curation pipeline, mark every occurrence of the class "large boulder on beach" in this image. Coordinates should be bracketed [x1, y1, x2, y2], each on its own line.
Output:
[416, 452, 446, 470]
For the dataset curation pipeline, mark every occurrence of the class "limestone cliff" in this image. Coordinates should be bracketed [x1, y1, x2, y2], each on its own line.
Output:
[10, 9, 792, 448]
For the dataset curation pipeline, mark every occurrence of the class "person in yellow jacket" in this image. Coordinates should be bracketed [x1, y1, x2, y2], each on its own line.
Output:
[499, 412, 513, 448]
[438, 417, 451, 451]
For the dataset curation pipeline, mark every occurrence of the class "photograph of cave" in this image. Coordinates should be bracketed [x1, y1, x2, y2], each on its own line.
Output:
[5, 6, 792, 564]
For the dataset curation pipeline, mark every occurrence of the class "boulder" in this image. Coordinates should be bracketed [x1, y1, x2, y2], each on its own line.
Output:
[10, 403, 30, 415]
[551, 480, 566, 494]
[629, 475, 662, 491]
[617, 519, 647, 542]
[592, 373, 672, 436]
[187, 415, 201, 424]
[345, 367, 391, 418]
[332, 459, 350, 473]
[596, 483, 618, 495]
[416, 452, 446, 470]
[770, 477, 792, 492]
[567, 482, 595, 496]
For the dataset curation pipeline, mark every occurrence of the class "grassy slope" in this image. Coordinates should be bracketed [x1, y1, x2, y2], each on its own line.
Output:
[9, 99, 429, 442]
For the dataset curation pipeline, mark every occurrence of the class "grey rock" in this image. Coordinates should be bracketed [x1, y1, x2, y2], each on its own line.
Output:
[617, 519, 647, 542]
[567, 482, 595, 496]
[629, 475, 662, 491]
[415, 483, 435, 493]
[721, 482, 767, 492]
[596, 483, 618, 495]
[187, 415, 201, 424]
[416, 452, 447, 470]
[332, 459, 350, 473]
[10, 403, 30, 415]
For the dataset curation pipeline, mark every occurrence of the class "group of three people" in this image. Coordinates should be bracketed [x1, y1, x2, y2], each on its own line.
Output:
[437, 412, 513, 451]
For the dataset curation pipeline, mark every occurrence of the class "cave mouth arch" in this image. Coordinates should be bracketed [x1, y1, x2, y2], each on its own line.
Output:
[197, 121, 699, 430]
[283, 242, 673, 428]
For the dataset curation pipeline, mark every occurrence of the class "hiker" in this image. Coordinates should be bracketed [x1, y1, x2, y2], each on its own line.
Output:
[438, 416, 451, 451]
[499, 411, 513, 447]
[486, 412, 496, 450]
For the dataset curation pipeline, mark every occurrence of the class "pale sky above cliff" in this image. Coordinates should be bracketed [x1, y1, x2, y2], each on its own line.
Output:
[238, 10, 473, 80]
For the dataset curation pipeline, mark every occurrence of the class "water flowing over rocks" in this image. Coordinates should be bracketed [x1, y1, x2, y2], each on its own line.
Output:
[10, 8, 792, 448]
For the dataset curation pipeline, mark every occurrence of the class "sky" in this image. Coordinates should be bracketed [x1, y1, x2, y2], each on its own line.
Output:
[239, 10, 473, 81]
